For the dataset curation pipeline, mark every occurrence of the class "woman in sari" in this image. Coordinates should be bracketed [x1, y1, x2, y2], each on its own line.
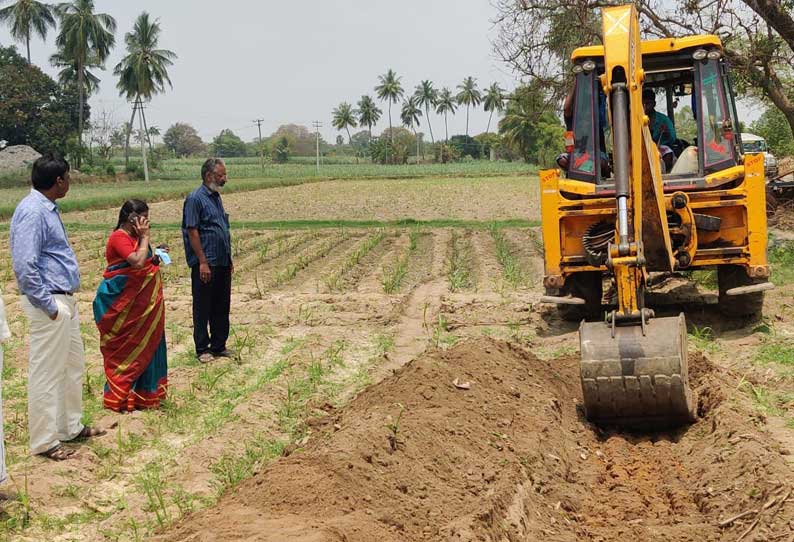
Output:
[93, 200, 168, 412]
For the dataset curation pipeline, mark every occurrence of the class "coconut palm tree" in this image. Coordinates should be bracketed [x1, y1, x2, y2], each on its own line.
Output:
[49, 48, 101, 95]
[375, 68, 403, 143]
[114, 11, 176, 172]
[483, 83, 506, 134]
[414, 80, 437, 145]
[332, 102, 357, 145]
[401, 96, 423, 160]
[357, 95, 382, 140]
[435, 87, 457, 142]
[55, 0, 116, 168]
[332, 102, 358, 163]
[456, 76, 482, 137]
[0, 0, 55, 64]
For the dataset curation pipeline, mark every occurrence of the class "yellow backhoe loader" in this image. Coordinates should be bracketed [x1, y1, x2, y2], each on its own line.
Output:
[540, 4, 773, 427]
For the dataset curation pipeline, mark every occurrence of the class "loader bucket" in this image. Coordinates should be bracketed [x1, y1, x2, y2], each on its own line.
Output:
[579, 313, 697, 428]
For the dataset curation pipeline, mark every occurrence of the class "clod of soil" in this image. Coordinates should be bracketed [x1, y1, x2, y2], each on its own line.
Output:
[161, 339, 793, 542]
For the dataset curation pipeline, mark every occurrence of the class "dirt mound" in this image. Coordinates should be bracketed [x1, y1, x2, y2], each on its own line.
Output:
[161, 339, 793, 542]
[0, 144, 40, 172]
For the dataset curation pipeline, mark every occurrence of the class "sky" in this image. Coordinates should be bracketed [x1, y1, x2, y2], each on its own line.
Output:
[0, 0, 764, 144]
[0, 0, 516, 143]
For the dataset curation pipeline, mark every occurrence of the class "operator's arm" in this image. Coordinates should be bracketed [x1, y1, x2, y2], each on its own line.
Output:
[11, 210, 57, 317]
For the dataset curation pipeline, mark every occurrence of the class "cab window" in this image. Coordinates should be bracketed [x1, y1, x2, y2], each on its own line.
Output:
[696, 58, 736, 171]
[569, 70, 600, 183]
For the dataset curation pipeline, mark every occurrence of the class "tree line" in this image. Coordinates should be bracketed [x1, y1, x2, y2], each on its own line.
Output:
[0, 0, 176, 176]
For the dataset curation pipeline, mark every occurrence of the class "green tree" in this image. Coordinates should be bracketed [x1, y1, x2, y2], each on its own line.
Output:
[331, 102, 357, 144]
[370, 127, 414, 164]
[163, 122, 206, 157]
[357, 95, 382, 139]
[271, 135, 290, 163]
[499, 83, 563, 165]
[483, 83, 506, 134]
[54, 0, 116, 168]
[435, 87, 457, 142]
[375, 68, 404, 143]
[212, 129, 246, 157]
[675, 105, 697, 143]
[751, 105, 794, 157]
[114, 11, 176, 168]
[0, 45, 80, 154]
[401, 96, 423, 160]
[456, 76, 482, 138]
[414, 80, 437, 145]
[49, 49, 101, 95]
[0, 0, 55, 64]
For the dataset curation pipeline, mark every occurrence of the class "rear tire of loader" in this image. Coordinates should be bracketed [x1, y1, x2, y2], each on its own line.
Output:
[717, 265, 764, 319]
[557, 272, 603, 322]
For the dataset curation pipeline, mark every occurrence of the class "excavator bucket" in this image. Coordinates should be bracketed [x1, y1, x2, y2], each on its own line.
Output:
[579, 314, 697, 427]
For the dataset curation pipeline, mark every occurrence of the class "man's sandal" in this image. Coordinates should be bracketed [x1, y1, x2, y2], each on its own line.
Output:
[69, 426, 106, 441]
[42, 445, 76, 461]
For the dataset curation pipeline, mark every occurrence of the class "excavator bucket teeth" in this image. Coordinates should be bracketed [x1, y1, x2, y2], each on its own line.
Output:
[579, 314, 697, 428]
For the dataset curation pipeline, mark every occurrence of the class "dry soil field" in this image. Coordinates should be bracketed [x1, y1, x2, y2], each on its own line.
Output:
[0, 176, 792, 542]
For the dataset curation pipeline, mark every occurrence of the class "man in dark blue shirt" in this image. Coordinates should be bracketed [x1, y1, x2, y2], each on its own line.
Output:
[182, 158, 234, 363]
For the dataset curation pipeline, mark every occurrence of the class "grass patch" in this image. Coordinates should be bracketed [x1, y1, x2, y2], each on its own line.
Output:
[688, 325, 720, 353]
[754, 335, 794, 366]
[447, 230, 474, 291]
[769, 240, 794, 286]
[209, 434, 284, 496]
[0, 177, 322, 220]
[490, 224, 525, 288]
[381, 229, 421, 294]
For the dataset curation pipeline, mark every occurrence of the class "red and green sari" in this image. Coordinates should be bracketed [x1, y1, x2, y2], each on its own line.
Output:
[93, 231, 168, 411]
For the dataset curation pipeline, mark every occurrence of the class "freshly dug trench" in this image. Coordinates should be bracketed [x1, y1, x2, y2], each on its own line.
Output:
[161, 339, 793, 542]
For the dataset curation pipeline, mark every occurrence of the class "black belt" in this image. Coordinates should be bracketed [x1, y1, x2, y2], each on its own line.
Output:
[50, 290, 74, 296]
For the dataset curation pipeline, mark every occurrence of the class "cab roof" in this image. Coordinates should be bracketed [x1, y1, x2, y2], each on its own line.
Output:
[571, 35, 723, 61]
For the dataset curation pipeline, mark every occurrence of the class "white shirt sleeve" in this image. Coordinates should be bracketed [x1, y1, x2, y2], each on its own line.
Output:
[0, 288, 10, 343]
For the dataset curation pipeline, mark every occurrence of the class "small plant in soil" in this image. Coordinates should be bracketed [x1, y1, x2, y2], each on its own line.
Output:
[230, 326, 255, 361]
[688, 325, 719, 353]
[386, 403, 406, 452]
[490, 224, 524, 288]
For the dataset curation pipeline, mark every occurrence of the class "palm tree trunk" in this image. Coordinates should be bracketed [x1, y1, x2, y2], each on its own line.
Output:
[388, 102, 393, 139]
[445, 113, 449, 142]
[124, 103, 136, 168]
[77, 61, 85, 169]
[25, 32, 31, 64]
[425, 104, 435, 144]
[414, 128, 420, 163]
[466, 105, 470, 138]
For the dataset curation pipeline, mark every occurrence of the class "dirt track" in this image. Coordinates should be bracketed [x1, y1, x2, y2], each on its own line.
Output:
[160, 340, 793, 542]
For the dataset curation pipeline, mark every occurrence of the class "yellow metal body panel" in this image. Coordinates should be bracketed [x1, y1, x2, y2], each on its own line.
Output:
[572, 34, 722, 61]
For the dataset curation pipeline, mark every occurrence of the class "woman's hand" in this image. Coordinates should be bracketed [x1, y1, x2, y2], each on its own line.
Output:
[134, 216, 150, 239]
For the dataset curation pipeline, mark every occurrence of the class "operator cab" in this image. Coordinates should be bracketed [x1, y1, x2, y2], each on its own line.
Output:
[565, 37, 743, 189]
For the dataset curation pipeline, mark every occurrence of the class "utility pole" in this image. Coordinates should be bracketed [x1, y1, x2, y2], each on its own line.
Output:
[137, 97, 150, 182]
[253, 118, 265, 170]
[312, 120, 323, 175]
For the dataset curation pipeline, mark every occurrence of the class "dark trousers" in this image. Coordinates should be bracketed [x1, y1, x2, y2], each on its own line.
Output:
[191, 265, 231, 354]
